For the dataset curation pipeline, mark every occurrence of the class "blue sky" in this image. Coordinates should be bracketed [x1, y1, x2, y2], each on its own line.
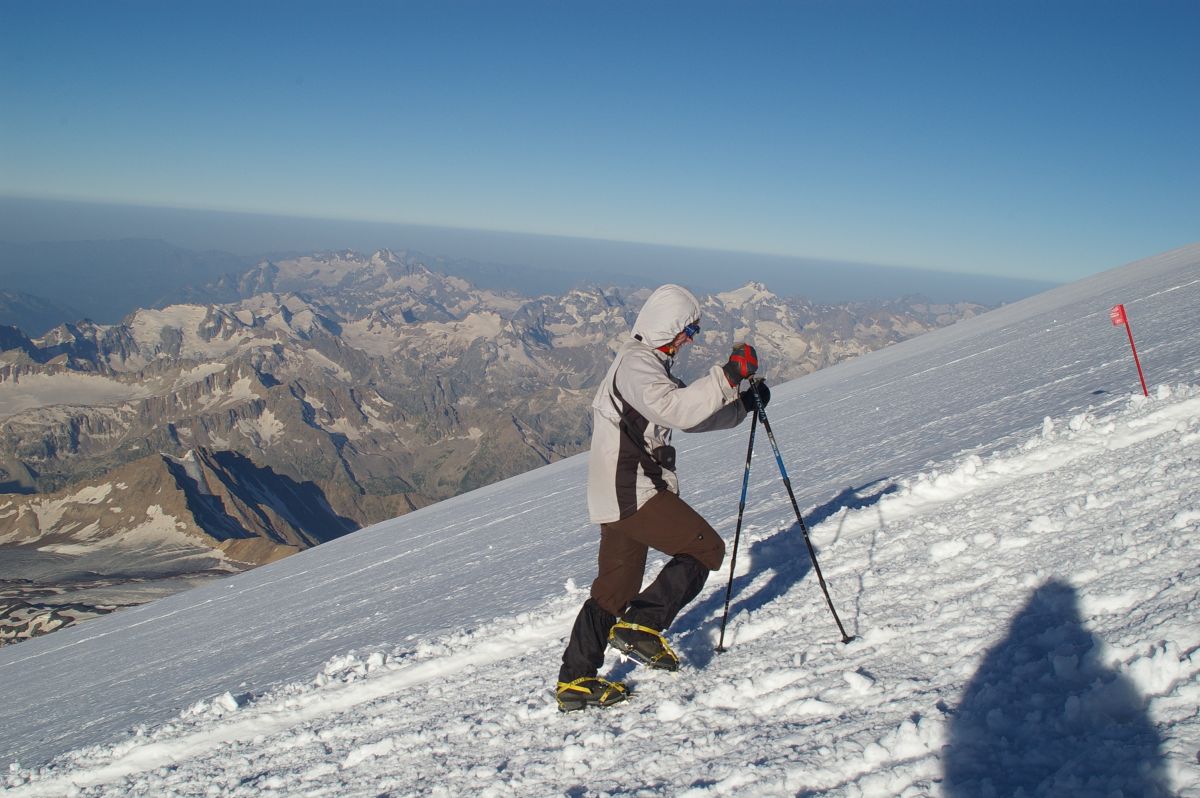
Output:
[2, 0, 1197, 282]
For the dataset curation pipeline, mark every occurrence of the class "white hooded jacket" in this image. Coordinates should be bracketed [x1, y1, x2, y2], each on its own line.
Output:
[586, 284, 747, 524]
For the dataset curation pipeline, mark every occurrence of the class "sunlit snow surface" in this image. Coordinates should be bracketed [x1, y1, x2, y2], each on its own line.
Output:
[2, 245, 1199, 796]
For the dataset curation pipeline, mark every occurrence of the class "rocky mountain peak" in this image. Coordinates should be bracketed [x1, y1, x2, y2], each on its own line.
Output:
[712, 281, 778, 309]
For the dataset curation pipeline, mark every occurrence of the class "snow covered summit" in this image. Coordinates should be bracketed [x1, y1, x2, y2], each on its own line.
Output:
[2, 243, 1199, 796]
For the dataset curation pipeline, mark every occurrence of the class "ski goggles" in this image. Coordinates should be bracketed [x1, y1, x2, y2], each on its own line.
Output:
[682, 321, 701, 340]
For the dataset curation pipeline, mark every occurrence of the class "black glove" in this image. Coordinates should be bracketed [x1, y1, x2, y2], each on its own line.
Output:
[722, 343, 759, 386]
[740, 382, 770, 412]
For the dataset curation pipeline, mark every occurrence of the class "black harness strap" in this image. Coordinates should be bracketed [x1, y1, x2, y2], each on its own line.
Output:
[609, 367, 676, 516]
[610, 374, 669, 488]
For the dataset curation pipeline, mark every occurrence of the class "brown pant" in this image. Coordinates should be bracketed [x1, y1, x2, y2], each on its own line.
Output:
[590, 490, 726, 617]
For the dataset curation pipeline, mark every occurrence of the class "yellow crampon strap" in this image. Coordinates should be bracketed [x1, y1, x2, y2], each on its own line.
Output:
[557, 678, 591, 695]
[557, 677, 626, 704]
[609, 621, 679, 667]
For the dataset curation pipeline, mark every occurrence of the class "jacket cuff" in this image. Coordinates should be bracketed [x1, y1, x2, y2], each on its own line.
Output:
[710, 364, 741, 402]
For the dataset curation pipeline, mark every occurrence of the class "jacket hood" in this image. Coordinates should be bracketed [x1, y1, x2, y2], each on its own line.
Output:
[629, 284, 701, 348]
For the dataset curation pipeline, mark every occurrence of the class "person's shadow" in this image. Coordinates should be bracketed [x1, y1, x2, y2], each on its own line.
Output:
[944, 579, 1171, 796]
[804, 479, 898, 529]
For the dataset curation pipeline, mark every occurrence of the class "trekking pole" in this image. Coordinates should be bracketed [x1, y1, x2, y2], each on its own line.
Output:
[751, 380, 854, 644]
[715, 403, 758, 653]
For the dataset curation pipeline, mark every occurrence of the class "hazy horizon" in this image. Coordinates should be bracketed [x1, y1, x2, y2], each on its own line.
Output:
[0, 196, 1058, 315]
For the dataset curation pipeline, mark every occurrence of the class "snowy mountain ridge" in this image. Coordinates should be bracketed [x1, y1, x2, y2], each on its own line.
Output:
[1, 242, 1198, 796]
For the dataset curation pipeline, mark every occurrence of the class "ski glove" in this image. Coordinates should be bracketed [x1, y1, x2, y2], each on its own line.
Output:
[723, 343, 759, 386]
[740, 382, 770, 412]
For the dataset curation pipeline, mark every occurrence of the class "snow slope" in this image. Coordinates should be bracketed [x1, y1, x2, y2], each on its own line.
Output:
[2, 244, 1199, 796]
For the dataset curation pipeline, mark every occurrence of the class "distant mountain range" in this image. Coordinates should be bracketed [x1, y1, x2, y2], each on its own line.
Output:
[0, 248, 989, 643]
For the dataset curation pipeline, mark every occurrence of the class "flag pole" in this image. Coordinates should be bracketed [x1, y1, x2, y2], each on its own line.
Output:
[1110, 304, 1148, 397]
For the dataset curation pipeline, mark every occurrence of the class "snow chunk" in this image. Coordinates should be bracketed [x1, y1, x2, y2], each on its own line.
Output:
[342, 737, 396, 770]
[182, 691, 245, 720]
[929, 538, 968, 561]
[843, 670, 876, 694]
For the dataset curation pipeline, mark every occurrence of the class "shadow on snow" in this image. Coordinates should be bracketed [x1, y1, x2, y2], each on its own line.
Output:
[944, 579, 1170, 797]
[804, 479, 898, 529]
[619, 480, 895, 677]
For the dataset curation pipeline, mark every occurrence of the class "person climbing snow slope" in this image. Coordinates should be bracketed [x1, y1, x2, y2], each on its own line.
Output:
[556, 283, 769, 711]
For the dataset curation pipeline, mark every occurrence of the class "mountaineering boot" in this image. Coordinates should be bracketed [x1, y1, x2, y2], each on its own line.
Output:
[608, 621, 680, 672]
[555, 676, 629, 712]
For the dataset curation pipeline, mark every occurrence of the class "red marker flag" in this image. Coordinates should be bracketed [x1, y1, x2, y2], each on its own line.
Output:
[1109, 303, 1148, 396]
